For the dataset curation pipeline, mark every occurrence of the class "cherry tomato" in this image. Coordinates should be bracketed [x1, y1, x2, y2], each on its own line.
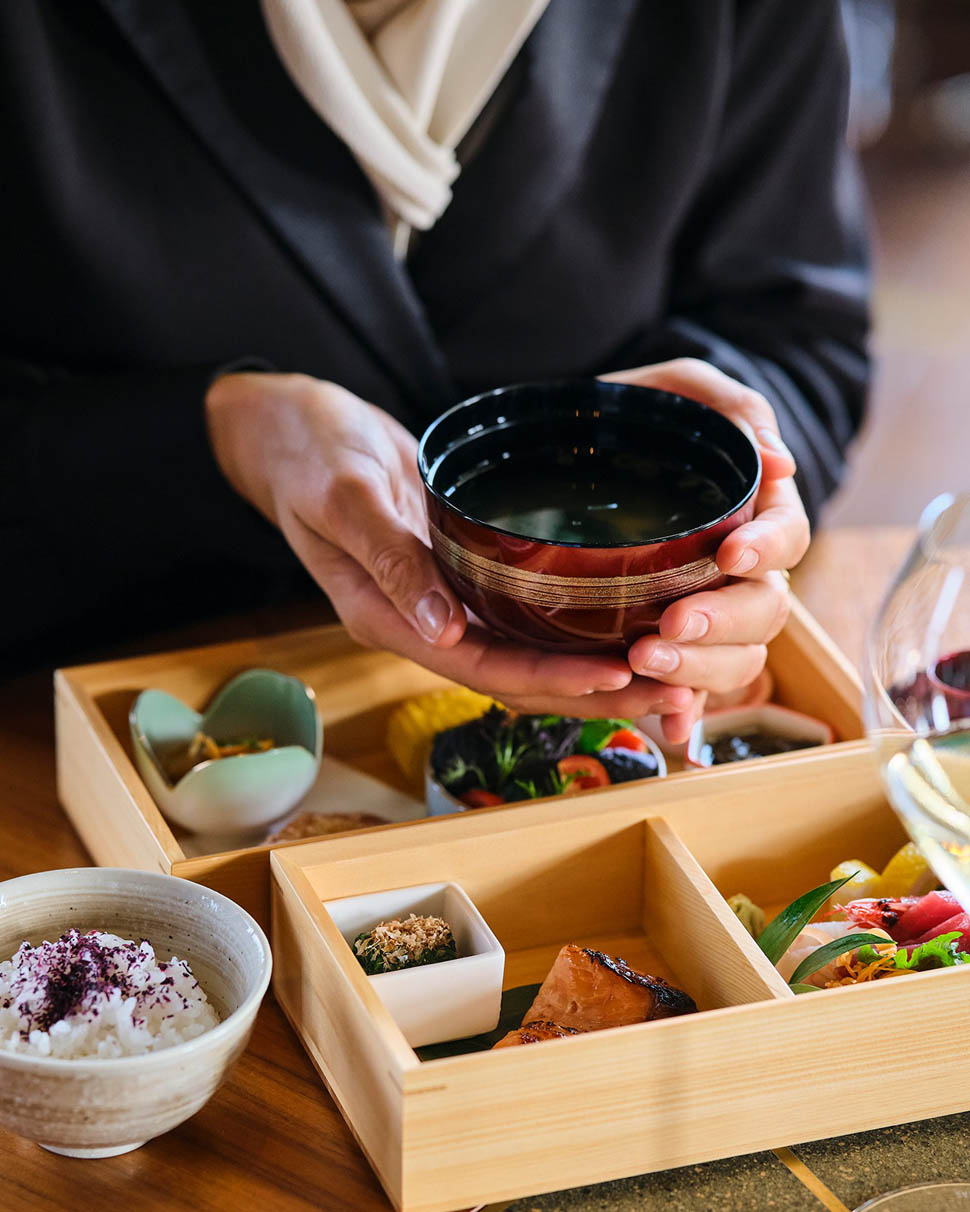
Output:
[603, 728, 648, 753]
[460, 789, 505, 808]
[556, 754, 610, 792]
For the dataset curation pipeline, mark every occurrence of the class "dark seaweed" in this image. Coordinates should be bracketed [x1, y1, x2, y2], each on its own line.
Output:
[430, 708, 585, 801]
[701, 731, 820, 765]
[353, 931, 457, 975]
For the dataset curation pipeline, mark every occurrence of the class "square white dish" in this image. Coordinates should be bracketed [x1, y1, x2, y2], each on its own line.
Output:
[323, 881, 504, 1047]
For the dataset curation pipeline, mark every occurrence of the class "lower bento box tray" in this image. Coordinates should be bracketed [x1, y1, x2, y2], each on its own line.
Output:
[270, 745, 970, 1212]
[54, 596, 864, 928]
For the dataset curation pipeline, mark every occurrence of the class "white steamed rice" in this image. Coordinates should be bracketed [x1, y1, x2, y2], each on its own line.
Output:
[0, 928, 219, 1059]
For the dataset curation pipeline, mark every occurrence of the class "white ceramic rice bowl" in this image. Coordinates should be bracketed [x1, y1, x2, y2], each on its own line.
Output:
[0, 867, 272, 1158]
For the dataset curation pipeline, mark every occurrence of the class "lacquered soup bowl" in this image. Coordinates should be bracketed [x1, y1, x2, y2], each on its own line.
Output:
[418, 380, 761, 652]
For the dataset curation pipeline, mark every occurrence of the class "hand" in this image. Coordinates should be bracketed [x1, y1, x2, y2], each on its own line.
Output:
[205, 373, 693, 720]
[601, 359, 810, 743]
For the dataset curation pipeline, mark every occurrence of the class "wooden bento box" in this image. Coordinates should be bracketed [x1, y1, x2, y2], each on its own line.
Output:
[271, 746, 970, 1212]
[55, 595, 864, 927]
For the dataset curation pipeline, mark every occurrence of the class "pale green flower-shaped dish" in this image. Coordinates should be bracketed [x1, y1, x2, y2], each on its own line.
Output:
[130, 669, 322, 834]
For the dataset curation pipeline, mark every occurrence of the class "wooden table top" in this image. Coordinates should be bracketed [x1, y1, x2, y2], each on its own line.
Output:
[0, 526, 917, 1212]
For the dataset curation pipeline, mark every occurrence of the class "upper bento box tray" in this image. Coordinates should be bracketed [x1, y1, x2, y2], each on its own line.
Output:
[55, 595, 865, 926]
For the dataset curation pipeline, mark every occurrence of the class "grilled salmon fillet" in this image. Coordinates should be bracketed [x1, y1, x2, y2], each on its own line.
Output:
[524, 944, 696, 1030]
[492, 1021, 581, 1048]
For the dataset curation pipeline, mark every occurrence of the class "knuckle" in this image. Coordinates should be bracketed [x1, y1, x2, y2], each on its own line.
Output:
[699, 601, 725, 639]
[746, 645, 769, 682]
[665, 598, 701, 637]
[770, 583, 792, 637]
[342, 616, 375, 649]
[326, 468, 378, 517]
[280, 372, 321, 408]
[794, 516, 811, 561]
[370, 544, 417, 603]
[324, 467, 359, 507]
[738, 386, 774, 426]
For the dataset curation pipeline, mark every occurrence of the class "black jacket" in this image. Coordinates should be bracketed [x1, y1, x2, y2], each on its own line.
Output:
[1, 0, 869, 666]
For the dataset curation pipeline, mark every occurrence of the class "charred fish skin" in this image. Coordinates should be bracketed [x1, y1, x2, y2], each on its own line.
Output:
[524, 944, 697, 1031]
[582, 949, 698, 1019]
[492, 1021, 581, 1049]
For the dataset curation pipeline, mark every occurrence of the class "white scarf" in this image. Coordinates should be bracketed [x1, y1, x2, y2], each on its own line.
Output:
[261, 0, 550, 257]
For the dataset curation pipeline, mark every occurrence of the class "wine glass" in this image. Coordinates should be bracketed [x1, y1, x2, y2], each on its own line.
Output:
[865, 492, 970, 911]
[854, 1182, 970, 1210]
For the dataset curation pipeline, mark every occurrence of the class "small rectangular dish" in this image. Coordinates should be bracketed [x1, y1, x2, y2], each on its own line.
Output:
[324, 882, 504, 1047]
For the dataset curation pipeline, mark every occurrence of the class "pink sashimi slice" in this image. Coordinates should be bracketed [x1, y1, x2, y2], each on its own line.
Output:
[893, 890, 960, 942]
[902, 911, 970, 950]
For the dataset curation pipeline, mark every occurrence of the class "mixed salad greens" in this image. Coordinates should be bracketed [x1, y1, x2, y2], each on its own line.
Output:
[430, 707, 661, 807]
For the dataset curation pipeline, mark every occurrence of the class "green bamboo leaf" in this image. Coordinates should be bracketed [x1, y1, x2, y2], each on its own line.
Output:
[787, 932, 889, 986]
[789, 983, 822, 995]
[756, 873, 855, 964]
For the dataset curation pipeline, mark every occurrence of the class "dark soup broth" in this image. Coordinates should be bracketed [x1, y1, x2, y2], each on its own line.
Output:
[445, 450, 734, 545]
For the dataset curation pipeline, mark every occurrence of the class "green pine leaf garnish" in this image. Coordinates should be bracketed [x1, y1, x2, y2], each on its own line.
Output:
[756, 872, 856, 965]
[786, 932, 890, 986]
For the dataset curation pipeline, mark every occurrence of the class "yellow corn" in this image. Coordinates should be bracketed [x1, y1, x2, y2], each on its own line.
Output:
[386, 688, 496, 789]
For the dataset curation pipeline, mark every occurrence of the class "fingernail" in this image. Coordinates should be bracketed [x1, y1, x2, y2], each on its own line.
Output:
[728, 549, 759, 575]
[671, 613, 709, 642]
[636, 643, 680, 675]
[757, 429, 794, 460]
[415, 591, 450, 642]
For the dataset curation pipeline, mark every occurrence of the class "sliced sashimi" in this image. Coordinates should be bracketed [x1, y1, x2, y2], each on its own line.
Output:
[524, 944, 696, 1031]
[776, 921, 891, 987]
[903, 911, 970, 950]
[892, 890, 960, 942]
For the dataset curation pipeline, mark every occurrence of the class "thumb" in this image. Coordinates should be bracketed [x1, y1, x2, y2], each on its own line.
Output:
[305, 481, 467, 647]
[363, 531, 467, 646]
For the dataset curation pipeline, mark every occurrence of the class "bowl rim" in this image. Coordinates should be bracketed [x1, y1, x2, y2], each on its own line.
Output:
[0, 867, 273, 1073]
[417, 379, 762, 550]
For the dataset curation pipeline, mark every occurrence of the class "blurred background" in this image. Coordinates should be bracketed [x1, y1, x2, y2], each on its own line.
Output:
[827, 0, 970, 526]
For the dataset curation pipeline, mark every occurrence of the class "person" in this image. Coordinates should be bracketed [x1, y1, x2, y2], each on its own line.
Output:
[1, 0, 868, 743]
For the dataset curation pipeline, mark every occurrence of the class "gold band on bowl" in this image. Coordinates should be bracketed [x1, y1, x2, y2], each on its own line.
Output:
[429, 523, 720, 609]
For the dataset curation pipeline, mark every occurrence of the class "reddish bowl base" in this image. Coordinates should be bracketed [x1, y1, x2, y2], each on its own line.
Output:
[427, 501, 751, 653]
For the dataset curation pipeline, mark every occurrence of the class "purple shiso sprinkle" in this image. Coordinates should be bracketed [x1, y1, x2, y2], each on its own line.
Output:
[3, 929, 189, 1034]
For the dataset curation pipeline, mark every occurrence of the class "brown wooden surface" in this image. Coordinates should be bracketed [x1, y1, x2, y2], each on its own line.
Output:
[0, 527, 910, 1212]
